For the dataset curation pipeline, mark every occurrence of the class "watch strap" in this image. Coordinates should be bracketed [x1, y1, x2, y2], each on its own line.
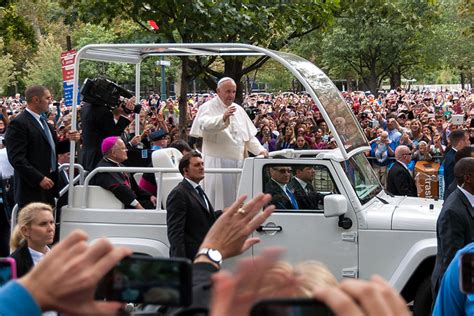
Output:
[195, 247, 223, 265]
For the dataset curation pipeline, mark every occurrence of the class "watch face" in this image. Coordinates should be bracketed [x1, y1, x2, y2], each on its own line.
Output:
[208, 249, 222, 262]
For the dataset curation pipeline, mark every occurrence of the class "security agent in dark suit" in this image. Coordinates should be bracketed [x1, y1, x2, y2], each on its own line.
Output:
[432, 157, 474, 295]
[443, 129, 471, 199]
[264, 165, 299, 209]
[92, 137, 157, 209]
[386, 145, 418, 197]
[5, 86, 59, 208]
[288, 165, 321, 210]
[55, 140, 72, 242]
[444, 145, 474, 199]
[80, 98, 135, 171]
[166, 151, 222, 261]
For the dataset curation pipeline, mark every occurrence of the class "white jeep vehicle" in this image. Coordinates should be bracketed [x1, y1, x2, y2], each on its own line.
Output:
[55, 43, 441, 314]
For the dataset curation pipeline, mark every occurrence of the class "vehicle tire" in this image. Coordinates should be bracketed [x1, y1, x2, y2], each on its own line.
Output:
[413, 276, 433, 316]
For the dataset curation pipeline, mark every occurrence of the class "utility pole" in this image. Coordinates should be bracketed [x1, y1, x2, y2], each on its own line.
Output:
[156, 57, 170, 100]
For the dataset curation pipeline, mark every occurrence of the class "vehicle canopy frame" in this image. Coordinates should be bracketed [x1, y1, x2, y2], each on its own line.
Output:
[68, 43, 370, 204]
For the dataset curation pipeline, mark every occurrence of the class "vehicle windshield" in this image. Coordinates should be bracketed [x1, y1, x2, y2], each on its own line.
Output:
[275, 51, 368, 153]
[340, 152, 382, 204]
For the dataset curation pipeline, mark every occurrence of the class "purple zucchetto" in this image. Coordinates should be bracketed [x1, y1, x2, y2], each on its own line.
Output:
[101, 136, 119, 154]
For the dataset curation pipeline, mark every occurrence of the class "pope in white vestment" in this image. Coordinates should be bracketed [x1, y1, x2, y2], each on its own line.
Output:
[189, 77, 267, 210]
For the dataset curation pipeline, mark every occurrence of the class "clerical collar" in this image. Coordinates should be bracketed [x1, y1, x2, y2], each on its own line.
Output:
[104, 157, 121, 165]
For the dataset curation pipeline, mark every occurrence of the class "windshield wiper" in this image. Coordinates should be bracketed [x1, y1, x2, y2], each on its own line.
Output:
[384, 190, 394, 197]
[376, 195, 389, 204]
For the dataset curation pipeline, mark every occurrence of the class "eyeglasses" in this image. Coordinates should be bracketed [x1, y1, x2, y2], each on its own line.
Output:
[272, 168, 292, 174]
[402, 153, 411, 157]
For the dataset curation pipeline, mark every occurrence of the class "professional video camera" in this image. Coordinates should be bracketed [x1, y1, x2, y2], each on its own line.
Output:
[80, 77, 135, 112]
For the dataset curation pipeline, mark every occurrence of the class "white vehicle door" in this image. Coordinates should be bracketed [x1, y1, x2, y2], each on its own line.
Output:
[252, 159, 359, 280]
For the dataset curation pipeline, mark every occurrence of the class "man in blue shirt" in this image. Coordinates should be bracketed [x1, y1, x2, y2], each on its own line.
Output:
[433, 242, 474, 315]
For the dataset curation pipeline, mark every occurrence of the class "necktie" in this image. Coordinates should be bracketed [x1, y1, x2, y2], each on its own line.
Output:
[285, 187, 299, 209]
[40, 117, 56, 171]
[196, 185, 209, 211]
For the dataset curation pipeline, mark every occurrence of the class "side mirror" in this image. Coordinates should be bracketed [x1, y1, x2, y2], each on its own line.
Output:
[323, 194, 348, 218]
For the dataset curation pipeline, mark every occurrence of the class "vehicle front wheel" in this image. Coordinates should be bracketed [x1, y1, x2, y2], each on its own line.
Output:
[413, 276, 433, 316]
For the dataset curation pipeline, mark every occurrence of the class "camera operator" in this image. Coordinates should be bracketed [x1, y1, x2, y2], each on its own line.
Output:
[80, 88, 136, 172]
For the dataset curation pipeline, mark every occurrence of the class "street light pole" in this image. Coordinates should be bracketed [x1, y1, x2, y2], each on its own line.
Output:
[156, 57, 170, 100]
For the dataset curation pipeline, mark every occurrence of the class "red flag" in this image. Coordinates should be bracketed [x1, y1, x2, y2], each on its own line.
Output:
[148, 20, 159, 30]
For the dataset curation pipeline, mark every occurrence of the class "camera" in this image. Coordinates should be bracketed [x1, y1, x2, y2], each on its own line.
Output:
[95, 255, 192, 306]
[81, 77, 134, 111]
[0, 258, 16, 286]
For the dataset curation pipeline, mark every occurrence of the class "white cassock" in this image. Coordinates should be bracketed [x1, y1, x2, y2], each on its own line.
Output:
[189, 96, 265, 210]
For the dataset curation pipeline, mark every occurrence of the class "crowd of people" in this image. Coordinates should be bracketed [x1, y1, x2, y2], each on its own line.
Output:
[2, 87, 473, 175]
[0, 81, 473, 315]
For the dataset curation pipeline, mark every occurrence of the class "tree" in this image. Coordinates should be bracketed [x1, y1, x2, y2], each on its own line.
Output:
[0, 39, 15, 95]
[59, 0, 341, 138]
[0, 1, 37, 94]
[437, 0, 474, 88]
[24, 34, 63, 96]
[321, 0, 438, 94]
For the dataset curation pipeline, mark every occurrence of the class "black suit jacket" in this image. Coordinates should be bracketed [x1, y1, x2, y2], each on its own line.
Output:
[9, 243, 34, 278]
[444, 180, 458, 200]
[166, 179, 219, 261]
[288, 177, 320, 210]
[80, 102, 131, 171]
[432, 188, 474, 294]
[442, 148, 456, 199]
[5, 110, 59, 207]
[92, 158, 153, 209]
[386, 161, 417, 197]
[264, 179, 296, 209]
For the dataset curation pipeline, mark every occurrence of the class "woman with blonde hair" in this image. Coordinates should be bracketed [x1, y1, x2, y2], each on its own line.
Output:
[9, 202, 55, 278]
[258, 260, 338, 299]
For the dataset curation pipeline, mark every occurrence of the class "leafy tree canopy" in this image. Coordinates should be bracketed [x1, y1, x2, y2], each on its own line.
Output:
[320, 0, 439, 93]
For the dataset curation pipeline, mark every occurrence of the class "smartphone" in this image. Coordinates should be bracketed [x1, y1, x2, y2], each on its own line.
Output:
[0, 258, 17, 286]
[451, 114, 464, 125]
[96, 256, 192, 306]
[251, 298, 334, 316]
[460, 252, 474, 293]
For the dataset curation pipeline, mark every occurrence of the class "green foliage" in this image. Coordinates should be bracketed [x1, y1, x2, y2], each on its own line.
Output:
[24, 34, 63, 96]
[0, 39, 15, 94]
[249, 59, 294, 92]
[0, 2, 36, 48]
[320, 0, 439, 92]
[58, 0, 340, 84]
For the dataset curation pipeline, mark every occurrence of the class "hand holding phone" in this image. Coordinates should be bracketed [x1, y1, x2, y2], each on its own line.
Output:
[95, 256, 192, 306]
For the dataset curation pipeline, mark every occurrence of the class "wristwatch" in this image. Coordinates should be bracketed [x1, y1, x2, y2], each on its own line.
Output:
[195, 248, 223, 266]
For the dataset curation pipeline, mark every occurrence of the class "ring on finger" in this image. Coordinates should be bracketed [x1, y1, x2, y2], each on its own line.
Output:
[237, 207, 247, 215]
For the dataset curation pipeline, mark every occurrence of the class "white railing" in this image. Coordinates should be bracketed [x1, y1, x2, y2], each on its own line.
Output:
[82, 166, 242, 210]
